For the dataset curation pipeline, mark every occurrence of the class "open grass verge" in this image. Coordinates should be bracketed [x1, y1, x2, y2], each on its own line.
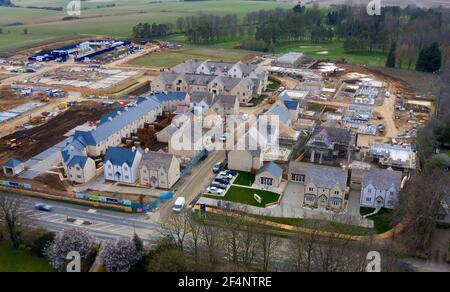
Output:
[360, 207, 394, 234]
[0, 243, 54, 272]
[205, 186, 280, 208]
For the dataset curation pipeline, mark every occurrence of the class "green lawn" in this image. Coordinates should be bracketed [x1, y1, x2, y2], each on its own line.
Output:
[446, 150, 450, 158]
[233, 172, 256, 187]
[267, 80, 281, 90]
[0, 243, 54, 272]
[129, 46, 256, 68]
[307, 103, 325, 112]
[273, 40, 388, 67]
[205, 186, 280, 208]
[360, 208, 394, 234]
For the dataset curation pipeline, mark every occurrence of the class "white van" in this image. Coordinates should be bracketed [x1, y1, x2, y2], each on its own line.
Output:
[172, 197, 186, 213]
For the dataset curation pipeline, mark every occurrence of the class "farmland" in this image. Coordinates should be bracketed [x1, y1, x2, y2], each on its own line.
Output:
[0, 0, 295, 53]
[129, 46, 256, 68]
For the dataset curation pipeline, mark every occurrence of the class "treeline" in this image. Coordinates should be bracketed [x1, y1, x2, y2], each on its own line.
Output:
[132, 22, 171, 39]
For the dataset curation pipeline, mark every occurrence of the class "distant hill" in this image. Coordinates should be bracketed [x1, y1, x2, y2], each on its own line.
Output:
[309, 0, 450, 9]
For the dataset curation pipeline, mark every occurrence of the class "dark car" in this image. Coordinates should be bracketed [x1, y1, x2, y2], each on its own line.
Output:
[212, 162, 223, 173]
[225, 170, 237, 176]
[34, 203, 52, 212]
[214, 178, 230, 185]
[211, 182, 227, 190]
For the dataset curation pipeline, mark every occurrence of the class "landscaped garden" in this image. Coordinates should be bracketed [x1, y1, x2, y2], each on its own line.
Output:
[233, 172, 256, 187]
[360, 207, 394, 234]
[205, 186, 280, 208]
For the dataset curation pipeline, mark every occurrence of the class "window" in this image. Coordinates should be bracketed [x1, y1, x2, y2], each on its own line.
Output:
[309, 187, 314, 192]
[124, 175, 129, 179]
[366, 197, 372, 202]
[76, 167, 80, 171]
[334, 190, 340, 195]
[77, 175, 82, 179]
[291, 174, 305, 183]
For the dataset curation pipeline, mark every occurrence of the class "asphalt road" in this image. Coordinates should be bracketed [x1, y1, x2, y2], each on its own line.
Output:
[13, 195, 163, 244]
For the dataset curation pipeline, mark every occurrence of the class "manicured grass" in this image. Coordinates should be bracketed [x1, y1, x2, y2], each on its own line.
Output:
[0, 243, 54, 272]
[233, 172, 256, 187]
[273, 40, 388, 67]
[267, 80, 281, 90]
[446, 150, 450, 158]
[128, 46, 255, 68]
[361, 208, 394, 234]
[205, 186, 280, 208]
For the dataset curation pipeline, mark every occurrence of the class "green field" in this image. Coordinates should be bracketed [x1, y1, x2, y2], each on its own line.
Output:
[0, 0, 294, 53]
[360, 208, 394, 234]
[233, 172, 256, 187]
[129, 46, 256, 68]
[205, 186, 280, 208]
[0, 243, 54, 272]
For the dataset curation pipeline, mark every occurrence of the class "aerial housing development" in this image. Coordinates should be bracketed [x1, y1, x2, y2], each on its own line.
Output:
[0, 0, 449, 274]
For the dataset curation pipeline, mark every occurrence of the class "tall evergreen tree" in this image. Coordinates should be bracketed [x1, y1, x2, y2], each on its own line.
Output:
[416, 42, 442, 72]
[386, 42, 397, 68]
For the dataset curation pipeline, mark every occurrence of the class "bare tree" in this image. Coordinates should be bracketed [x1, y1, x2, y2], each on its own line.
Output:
[258, 227, 281, 272]
[0, 194, 29, 248]
[160, 211, 191, 252]
[200, 221, 223, 267]
[186, 213, 202, 265]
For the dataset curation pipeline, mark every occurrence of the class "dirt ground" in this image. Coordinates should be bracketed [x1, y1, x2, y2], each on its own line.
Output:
[0, 101, 111, 163]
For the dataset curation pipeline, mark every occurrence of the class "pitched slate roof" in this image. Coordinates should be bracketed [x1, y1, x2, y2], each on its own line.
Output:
[158, 71, 181, 85]
[183, 73, 215, 86]
[258, 162, 283, 178]
[190, 92, 215, 105]
[212, 95, 237, 109]
[3, 158, 23, 168]
[67, 155, 89, 168]
[308, 126, 354, 148]
[153, 92, 187, 102]
[104, 147, 142, 166]
[75, 97, 161, 146]
[362, 168, 402, 191]
[283, 99, 299, 110]
[289, 162, 348, 189]
[172, 60, 203, 73]
[140, 152, 176, 172]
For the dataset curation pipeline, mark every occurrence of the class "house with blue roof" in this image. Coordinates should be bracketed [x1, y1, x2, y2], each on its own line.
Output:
[2, 158, 25, 176]
[256, 162, 283, 188]
[104, 147, 143, 183]
[152, 92, 190, 112]
[71, 96, 162, 157]
[65, 155, 96, 184]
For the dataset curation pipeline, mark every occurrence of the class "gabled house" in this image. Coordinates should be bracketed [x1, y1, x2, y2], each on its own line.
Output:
[139, 152, 180, 190]
[65, 155, 96, 184]
[104, 147, 143, 184]
[151, 71, 181, 93]
[157, 124, 179, 143]
[210, 94, 240, 116]
[360, 168, 403, 210]
[306, 126, 356, 164]
[228, 149, 264, 173]
[190, 92, 215, 115]
[289, 162, 348, 211]
[256, 162, 283, 188]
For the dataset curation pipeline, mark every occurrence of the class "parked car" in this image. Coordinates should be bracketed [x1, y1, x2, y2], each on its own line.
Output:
[211, 182, 227, 190]
[172, 197, 186, 213]
[207, 187, 224, 195]
[241, 114, 249, 121]
[212, 162, 223, 173]
[215, 175, 231, 182]
[34, 203, 52, 212]
[225, 170, 237, 176]
[219, 172, 233, 179]
[214, 178, 230, 185]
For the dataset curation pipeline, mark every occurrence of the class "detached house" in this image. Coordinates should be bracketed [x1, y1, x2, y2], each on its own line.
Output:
[190, 92, 215, 115]
[210, 94, 240, 116]
[305, 126, 356, 164]
[65, 155, 96, 184]
[256, 162, 283, 188]
[104, 147, 143, 184]
[289, 162, 348, 211]
[360, 168, 403, 210]
[228, 149, 264, 173]
[139, 152, 180, 190]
